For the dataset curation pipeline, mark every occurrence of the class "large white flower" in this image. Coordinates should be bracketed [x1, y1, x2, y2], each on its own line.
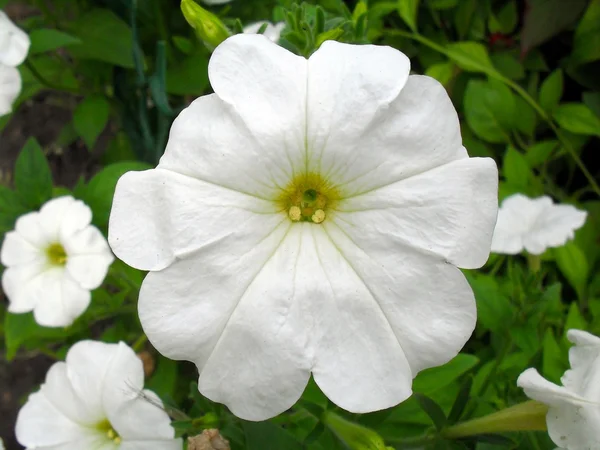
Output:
[0, 62, 19, 115]
[1, 196, 114, 327]
[16, 340, 182, 450]
[109, 35, 498, 420]
[491, 194, 587, 255]
[517, 329, 600, 450]
[0, 10, 30, 67]
[243, 21, 285, 42]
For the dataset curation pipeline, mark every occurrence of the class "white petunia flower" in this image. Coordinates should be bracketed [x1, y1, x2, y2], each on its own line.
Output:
[517, 329, 600, 450]
[109, 35, 499, 421]
[0, 437, 4, 450]
[243, 21, 285, 42]
[0, 10, 30, 67]
[16, 340, 182, 450]
[1, 196, 114, 327]
[0, 62, 20, 115]
[491, 194, 587, 255]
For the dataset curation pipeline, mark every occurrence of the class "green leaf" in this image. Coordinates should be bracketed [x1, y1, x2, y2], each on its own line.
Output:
[243, 421, 303, 450]
[525, 140, 558, 168]
[514, 95, 537, 137]
[0, 186, 28, 233]
[447, 376, 473, 425]
[4, 312, 66, 360]
[554, 242, 589, 298]
[454, 0, 477, 40]
[542, 329, 566, 384]
[564, 302, 587, 338]
[73, 95, 110, 150]
[490, 50, 525, 80]
[397, 0, 420, 32]
[413, 353, 479, 394]
[464, 79, 514, 143]
[166, 54, 209, 95]
[571, 0, 600, 65]
[467, 274, 515, 333]
[14, 138, 53, 209]
[553, 103, 600, 136]
[67, 9, 135, 68]
[413, 393, 447, 431]
[425, 61, 454, 86]
[539, 69, 563, 113]
[146, 356, 178, 399]
[495, 0, 517, 34]
[503, 147, 533, 188]
[446, 42, 499, 76]
[29, 29, 81, 54]
[79, 161, 152, 228]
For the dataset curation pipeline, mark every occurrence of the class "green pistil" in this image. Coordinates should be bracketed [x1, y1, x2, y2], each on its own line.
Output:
[46, 243, 67, 266]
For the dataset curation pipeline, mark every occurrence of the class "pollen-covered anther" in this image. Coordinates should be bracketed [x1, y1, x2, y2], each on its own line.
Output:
[289, 206, 302, 222]
[312, 209, 326, 224]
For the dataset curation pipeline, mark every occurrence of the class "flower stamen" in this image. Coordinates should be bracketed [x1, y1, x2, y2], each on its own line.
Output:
[46, 243, 67, 266]
[278, 173, 339, 224]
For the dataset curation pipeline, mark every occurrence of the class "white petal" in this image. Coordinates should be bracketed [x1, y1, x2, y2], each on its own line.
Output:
[38, 196, 93, 242]
[15, 391, 101, 448]
[335, 157, 498, 269]
[139, 217, 313, 420]
[109, 168, 280, 271]
[321, 219, 477, 378]
[562, 330, 600, 401]
[307, 67, 467, 196]
[2, 261, 48, 313]
[0, 11, 30, 66]
[546, 402, 600, 450]
[32, 269, 91, 327]
[63, 226, 111, 256]
[517, 368, 587, 407]
[121, 440, 182, 450]
[0, 63, 20, 116]
[305, 225, 414, 413]
[110, 390, 176, 441]
[14, 210, 54, 248]
[65, 253, 113, 290]
[201, 0, 233, 4]
[0, 230, 44, 266]
[243, 21, 285, 42]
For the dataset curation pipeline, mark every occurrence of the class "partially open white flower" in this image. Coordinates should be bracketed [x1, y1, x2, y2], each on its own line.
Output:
[1, 196, 114, 327]
[491, 194, 587, 255]
[517, 329, 600, 450]
[16, 340, 182, 450]
[0, 63, 20, 115]
[0, 10, 30, 67]
[243, 21, 285, 42]
[109, 35, 498, 420]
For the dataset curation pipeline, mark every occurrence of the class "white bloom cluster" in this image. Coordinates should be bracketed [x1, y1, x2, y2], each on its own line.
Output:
[109, 34, 499, 420]
[491, 194, 587, 255]
[16, 340, 182, 449]
[1, 196, 114, 327]
[0, 10, 29, 116]
[518, 329, 600, 450]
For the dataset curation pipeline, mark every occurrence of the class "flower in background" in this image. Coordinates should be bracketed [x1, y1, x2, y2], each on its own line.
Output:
[16, 340, 182, 449]
[109, 35, 498, 420]
[0, 10, 30, 116]
[517, 329, 600, 450]
[491, 194, 587, 255]
[0, 437, 4, 449]
[243, 21, 285, 42]
[1, 196, 114, 327]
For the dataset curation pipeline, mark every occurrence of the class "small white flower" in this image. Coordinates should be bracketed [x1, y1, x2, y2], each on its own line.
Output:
[491, 194, 587, 255]
[109, 35, 498, 420]
[0, 63, 20, 115]
[0, 437, 4, 450]
[517, 329, 600, 450]
[16, 340, 182, 450]
[1, 196, 114, 327]
[243, 21, 285, 42]
[0, 10, 30, 67]
[201, 0, 233, 4]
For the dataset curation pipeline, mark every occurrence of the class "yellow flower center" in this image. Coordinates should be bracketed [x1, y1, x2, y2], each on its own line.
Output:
[277, 172, 340, 224]
[97, 419, 122, 445]
[46, 243, 67, 266]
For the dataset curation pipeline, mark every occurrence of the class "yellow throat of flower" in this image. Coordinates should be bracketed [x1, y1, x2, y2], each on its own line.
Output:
[277, 172, 340, 224]
[46, 243, 67, 266]
[97, 419, 122, 445]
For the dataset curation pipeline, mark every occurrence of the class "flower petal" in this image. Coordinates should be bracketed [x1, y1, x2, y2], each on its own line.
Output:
[517, 368, 587, 407]
[1, 230, 44, 266]
[32, 269, 91, 327]
[561, 330, 600, 400]
[334, 157, 498, 269]
[546, 402, 600, 450]
[37, 196, 93, 242]
[110, 390, 177, 442]
[15, 391, 102, 448]
[2, 261, 49, 313]
[0, 11, 30, 66]
[109, 168, 280, 271]
[65, 253, 114, 290]
[120, 440, 182, 450]
[14, 210, 53, 248]
[322, 218, 477, 377]
[307, 71, 467, 196]
[138, 218, 314, 420]
[0, 63, 20, 116]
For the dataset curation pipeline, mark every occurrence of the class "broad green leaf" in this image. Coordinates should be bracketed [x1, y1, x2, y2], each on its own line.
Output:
[14, 138, 53, 209]
[79, 161, 152, 228]
[146, 356, 179, 399]
[490, 50, 525, 80]
[29, 29, 81, 54]
[503, 147, 532, 188]
[525, 140, 558, 168]
[571, 0, 600, 65]
[467, 274, 515, 333]
[542, 329, 566, 384]
[413, 393, 447, 430]
[166, 54, 209, 95]
[413, 353, 479, 395]
[495, 0, 517, 34]
[425, 61, 454, 86]
[464, 79, 515, 143]
[397, 0, 420, 32]
[564, 303, 587, 340]
[539, 69, 563, 113]
[513, 95, 537, 137]
[454, 0, 477, 39]
[4, 312, 66, 360]
[0, 186, 28, 233]
[73, 95, 110, 150]
[67, 9, 135, 68]
[553, 103, 600, 137]
[243, 421, 303, 450]
[554, 242, 589, 298]
[446, 42, 499, 76]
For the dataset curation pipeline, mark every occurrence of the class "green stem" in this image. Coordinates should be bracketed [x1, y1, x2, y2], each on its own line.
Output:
[527, 253, 541, 273]
[132, 334, 148, 352]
